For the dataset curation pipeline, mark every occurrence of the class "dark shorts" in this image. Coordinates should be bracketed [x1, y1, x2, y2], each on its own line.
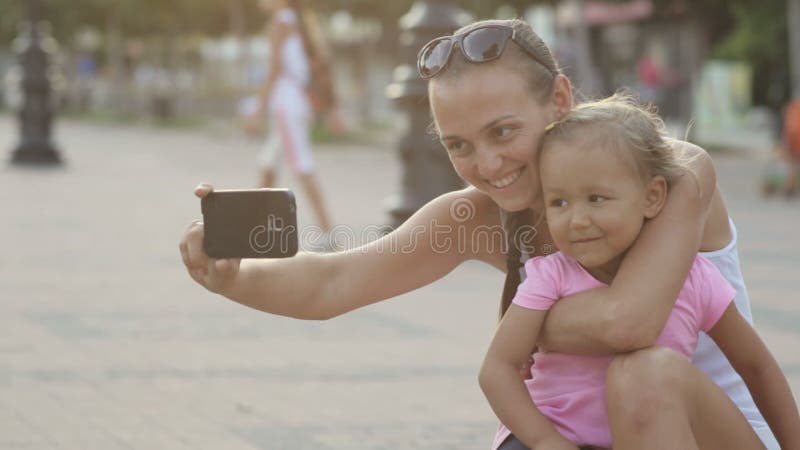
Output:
[498, 435, 597, 450]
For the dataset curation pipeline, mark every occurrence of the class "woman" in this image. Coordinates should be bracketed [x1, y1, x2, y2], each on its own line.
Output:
[182, 19, 781, 448]
[247, 0, 334, 235]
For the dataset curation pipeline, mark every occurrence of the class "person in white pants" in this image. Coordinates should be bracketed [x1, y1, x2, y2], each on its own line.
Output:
[248, 0, 333, 245]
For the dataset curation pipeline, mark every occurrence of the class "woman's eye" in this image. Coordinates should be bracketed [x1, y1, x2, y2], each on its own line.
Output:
[589, 195, 607, 203]
[491, 126, 512, 139]
[444, 140, 468, 154]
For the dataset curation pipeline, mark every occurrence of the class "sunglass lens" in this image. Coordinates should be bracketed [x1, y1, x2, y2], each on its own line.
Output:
[420, 39, 452, 78]
[462, 27, 510, 62]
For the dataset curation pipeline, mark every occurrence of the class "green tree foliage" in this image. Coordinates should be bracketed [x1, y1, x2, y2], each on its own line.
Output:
[0, 0, 264, 43]
[711, 0, 789, 107]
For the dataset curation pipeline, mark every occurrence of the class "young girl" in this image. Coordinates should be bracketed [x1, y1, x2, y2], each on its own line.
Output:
[479, 95, 800, 450]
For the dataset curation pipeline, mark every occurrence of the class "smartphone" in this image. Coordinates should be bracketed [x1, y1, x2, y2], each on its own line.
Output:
[201, 188, 298, 259]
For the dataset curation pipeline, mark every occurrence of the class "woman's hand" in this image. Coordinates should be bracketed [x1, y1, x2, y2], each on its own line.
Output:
[179, 183, 241, 295]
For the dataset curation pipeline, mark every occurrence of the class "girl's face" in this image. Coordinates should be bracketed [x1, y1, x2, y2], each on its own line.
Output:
[539, 138, 666, 283]
[430, 64, 568, 212]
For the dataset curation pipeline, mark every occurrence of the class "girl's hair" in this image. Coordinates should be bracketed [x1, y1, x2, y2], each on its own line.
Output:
[541, 93, 692, 186]
[433, 19, 561, 103]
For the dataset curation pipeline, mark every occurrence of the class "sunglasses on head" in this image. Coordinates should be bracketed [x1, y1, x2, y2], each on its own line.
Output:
[417, 24, 556, 80]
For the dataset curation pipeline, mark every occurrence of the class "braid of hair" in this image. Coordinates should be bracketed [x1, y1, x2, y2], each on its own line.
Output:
[500, 209, 534, 319]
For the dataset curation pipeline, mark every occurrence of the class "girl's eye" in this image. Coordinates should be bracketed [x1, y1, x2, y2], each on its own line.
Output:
[549, 199, 567, 208]
[589, 195, 607, 203]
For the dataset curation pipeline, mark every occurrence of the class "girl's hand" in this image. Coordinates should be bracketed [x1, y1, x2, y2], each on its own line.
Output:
[179, 183, 241, 295]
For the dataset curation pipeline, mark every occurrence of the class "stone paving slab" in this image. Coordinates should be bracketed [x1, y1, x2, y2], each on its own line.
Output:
[1, 114, 798, 449]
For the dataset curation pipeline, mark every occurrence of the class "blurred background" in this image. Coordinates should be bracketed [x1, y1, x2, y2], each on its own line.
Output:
[0, 0, 794, 150]
[1, 1, 799, 449]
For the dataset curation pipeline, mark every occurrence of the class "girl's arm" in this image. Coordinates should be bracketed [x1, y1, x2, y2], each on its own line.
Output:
[479, 305, 578, 450]
[180, 186, 503, 320]
[709, 304, 800, 449]
[539, 143, 717, 354]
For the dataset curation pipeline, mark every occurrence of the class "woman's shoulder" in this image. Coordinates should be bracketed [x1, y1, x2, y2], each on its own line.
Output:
[666, 137, 714, 178]
[665, 139, 732, 251]
[665, 136, 720, 212]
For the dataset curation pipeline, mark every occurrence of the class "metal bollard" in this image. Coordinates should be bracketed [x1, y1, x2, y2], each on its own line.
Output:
[384, 0, 471, 228]
[10, 0, 62, 166]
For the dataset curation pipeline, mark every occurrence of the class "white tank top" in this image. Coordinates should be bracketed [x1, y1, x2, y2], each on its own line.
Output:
[510, 215, 775, 441]
[694, 218, 770, 431]
[268, 8, 310, 114]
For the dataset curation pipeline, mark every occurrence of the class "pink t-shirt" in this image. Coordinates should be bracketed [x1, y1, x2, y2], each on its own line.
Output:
[492, 252, 735, 449]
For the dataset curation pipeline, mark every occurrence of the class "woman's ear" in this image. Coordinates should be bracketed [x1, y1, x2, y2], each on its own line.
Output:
[643, 175, 668, 218]
[551, 74, 573, 120]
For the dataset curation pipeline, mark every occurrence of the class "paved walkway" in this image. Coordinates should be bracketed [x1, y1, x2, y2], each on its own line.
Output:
[1, 114, 798, 449]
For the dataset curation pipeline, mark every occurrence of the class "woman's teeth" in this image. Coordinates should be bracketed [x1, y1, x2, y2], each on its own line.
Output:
[489, 169, 522, 189]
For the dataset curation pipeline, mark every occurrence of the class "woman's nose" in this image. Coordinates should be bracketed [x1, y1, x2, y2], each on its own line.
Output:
[476, 145, 503, 179]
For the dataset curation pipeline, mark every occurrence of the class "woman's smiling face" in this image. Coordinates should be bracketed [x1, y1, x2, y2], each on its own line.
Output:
[430, 62, 566, 212]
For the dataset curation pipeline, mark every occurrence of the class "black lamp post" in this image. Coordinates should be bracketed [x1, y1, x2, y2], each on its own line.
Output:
[10, 0, 62, 166]
[384, 1, 470, 228]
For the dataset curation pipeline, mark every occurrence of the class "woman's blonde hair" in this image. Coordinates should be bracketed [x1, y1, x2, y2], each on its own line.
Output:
[542, 93, 693, 186]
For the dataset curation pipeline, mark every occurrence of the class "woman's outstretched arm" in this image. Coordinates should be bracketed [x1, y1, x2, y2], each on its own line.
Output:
[538, 142, 718, 354]
[180, 185, 503, 320]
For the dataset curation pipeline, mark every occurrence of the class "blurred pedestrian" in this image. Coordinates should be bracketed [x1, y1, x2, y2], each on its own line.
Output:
[781, 98, 800, 197]
[75, 52, 97, 112]
[635, 54, 662, 106]
[246, 0, 337, 241]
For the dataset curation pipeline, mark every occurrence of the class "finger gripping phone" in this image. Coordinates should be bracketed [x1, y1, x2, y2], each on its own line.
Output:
[201, 188, 298, 258]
